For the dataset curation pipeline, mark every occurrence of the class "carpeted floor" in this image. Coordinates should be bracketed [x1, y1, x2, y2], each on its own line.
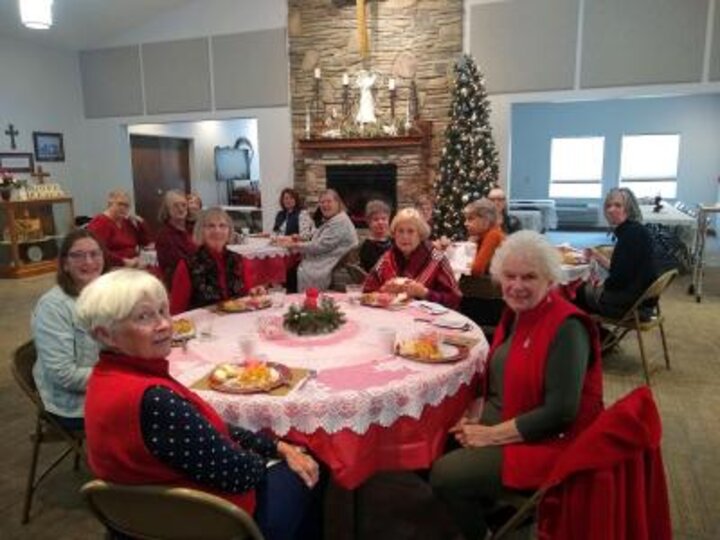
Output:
[0, 262, 718, 539]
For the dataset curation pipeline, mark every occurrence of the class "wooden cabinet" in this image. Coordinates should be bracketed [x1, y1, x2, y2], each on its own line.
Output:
[0, 197, 74, 278]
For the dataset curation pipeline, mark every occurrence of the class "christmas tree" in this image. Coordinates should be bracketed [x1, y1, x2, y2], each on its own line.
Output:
[433, 54, 499, 239]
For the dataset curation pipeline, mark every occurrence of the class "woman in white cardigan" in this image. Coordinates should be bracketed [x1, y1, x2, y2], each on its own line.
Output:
[295, 189, 358, 291]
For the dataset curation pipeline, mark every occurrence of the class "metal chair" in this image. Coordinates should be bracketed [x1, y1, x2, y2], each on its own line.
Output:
[592, 269, 678, 384]
[10, 340, 86, 523]
[82, 479, 265, 540]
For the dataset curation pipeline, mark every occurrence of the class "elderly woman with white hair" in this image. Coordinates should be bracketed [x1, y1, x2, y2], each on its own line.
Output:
[87, 189, 152, 268]
[169, 207, 264, 314]
[430, 231, 603, 540]
[77, 269, 323, 540]
[363, 207, 461, 308]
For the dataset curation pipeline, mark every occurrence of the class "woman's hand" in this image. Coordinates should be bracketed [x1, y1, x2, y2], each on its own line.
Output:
[404, 280, 428, 299]
[450, 423, 497, 448]
[277, 441, 319, 488]
[585, 248, 610, 269]
[249, 285, 267, 296]
[450, 418, 523, 448]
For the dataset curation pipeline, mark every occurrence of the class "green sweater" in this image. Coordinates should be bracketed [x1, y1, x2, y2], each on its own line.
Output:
[481, 317, 590, 441]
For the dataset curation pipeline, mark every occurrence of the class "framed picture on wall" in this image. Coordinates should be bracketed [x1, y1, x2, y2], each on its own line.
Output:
[33, 132, 65, 162]
[0, 152, 34, 173]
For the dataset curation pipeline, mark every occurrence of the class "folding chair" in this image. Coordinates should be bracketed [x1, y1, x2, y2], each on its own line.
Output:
[459, 275, 505, 340]
[10, 340, 87, 523]
[492, 387, 671, 540]
[592, 269, 678, 384]
[82, 479, 265, 540]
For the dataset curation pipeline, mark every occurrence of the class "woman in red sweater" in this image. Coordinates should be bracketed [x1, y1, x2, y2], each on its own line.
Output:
[430, 231, 603, 540]
[87, 190, 151, 268]
[77, 269, 323, 540]
[169, 207, 264, 314]
[154, 190, 196, 287]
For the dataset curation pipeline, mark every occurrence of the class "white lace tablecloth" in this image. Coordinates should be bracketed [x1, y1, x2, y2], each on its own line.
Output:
[227, 237, 291, 260]
[169, 298, 488, 436]
[510, 209, 543, 232]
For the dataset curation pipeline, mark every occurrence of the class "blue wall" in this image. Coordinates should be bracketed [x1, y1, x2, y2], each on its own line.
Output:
[510, 94, 720, 205]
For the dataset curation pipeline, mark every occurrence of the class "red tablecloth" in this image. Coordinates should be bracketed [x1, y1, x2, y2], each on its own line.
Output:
[241, 253, 299, 288]
[284, 382, 475, 489]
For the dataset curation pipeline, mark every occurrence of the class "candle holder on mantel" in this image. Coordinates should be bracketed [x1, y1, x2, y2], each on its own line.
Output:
[342, 83, 350, 119]
[389, 87, 397, 119]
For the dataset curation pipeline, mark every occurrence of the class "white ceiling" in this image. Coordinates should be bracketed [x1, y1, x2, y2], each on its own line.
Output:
[0, 0, 197, 51]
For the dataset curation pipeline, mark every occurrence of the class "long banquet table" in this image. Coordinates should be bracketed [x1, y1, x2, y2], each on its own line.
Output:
[169, 295, 488, 489]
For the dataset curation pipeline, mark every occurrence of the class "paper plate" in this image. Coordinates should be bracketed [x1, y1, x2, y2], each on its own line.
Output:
[209, 362, 291, 394]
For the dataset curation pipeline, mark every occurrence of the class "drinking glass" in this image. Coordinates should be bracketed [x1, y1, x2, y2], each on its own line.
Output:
[345, 284, 363, 304]
[268, 286, 286, 308]
[377, 327, 397, 355]
[237, 332, 258, 360]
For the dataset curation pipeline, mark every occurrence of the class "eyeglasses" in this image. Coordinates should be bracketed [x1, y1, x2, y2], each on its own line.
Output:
[488, 196, 506, 201]
[67, 250, 103, 261]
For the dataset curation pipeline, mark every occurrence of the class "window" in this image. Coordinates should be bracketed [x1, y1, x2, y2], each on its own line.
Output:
[619, 134, 680, 198]
[549, 137, 604, 198]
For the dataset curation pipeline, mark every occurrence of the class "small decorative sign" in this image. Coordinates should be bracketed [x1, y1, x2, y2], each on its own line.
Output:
[0, 152, 34, 173]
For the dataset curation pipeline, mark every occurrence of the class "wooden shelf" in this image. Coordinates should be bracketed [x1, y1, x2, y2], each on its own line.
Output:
[299, 135, 426, 151]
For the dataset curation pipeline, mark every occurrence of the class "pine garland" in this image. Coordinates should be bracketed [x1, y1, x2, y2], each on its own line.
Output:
[433, 54, 500, 240]
[283, 296, 346, 335]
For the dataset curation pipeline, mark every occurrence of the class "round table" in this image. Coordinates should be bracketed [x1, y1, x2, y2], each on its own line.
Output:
[227, 238, 299, 288]
[169, 295, 488, 488]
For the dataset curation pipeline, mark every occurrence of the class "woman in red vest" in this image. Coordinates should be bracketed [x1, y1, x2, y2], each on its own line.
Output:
[430, 231, 604, 540]
[76, 269, 323, 540]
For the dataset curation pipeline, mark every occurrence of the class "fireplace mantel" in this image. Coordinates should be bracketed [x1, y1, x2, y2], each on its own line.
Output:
[298, 121, 432, 153]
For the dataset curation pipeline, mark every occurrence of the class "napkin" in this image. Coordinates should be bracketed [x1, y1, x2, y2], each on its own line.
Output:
[412, 300, 449, 315]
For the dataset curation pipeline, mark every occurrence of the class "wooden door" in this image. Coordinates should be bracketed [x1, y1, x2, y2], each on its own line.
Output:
[130, 135, 190, 234]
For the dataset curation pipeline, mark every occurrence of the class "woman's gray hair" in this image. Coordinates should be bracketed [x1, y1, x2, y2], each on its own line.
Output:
[320, 189, 347, 212]
[106, 189, 130, 207]
[365, 199, 391, 220]
[604, 187, 642, 223]
[489, 230, 563, 284]
[463, 198, 498, 225]
[76, 269, 168, 332]
[390, 207, 431, 241]
[192, 207, 234, 245]
[157, 189, 187, 223]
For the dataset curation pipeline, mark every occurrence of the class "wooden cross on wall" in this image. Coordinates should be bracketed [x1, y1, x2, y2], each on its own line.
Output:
[4, 123, 19, 150]
[31, 166, 50, 184]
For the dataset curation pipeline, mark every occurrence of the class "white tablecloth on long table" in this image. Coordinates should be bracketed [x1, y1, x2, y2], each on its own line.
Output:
[640, 205, 697, 249]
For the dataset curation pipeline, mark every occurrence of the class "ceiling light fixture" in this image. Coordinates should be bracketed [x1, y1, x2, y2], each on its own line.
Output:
[19, 0, 54, 30]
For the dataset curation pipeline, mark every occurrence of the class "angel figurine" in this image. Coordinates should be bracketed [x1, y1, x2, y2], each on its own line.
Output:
[355, 71, 377, 124]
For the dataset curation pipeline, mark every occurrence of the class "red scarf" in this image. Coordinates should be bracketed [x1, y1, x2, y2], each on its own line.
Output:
[488, 289, 604, 489]
[84, 351, 256, 512]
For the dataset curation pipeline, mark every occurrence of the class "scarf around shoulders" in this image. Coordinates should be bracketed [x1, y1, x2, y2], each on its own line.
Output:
[188, 246, 244, 309]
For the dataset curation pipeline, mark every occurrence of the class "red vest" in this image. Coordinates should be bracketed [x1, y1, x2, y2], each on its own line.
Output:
[488, 289, 604, 489]
[84, 352, 256, 512]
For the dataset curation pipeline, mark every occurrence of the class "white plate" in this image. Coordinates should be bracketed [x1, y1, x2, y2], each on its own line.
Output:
[433, 315, 470, 330]
[27, 245, 43, 262]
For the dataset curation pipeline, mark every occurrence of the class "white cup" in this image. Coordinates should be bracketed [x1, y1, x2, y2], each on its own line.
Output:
[268, 286, 286, 308]
[345, 284, 363, 304]
[238, 332, 258, 360]
[377, 327, 397, 355]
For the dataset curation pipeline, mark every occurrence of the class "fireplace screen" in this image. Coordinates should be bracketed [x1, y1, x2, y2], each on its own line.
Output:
[326, 164, 397, 228]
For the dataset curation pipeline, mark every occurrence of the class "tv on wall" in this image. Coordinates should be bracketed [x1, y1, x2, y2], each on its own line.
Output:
[214, 146, 250, 182]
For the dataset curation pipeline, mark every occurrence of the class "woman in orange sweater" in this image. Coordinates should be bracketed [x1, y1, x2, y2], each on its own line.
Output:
[464, 198, 505, 275]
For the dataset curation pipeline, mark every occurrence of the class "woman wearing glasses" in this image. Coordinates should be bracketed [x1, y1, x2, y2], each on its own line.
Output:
[31, 229, 107, 430]
[169, 207, 265, 314]
[487, 187, 521, 235]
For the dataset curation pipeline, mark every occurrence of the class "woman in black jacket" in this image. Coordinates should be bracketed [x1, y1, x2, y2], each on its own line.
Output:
[577, 187, 657, 318]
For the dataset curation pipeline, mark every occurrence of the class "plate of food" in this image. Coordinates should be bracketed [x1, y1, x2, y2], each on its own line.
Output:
[360, 291, 410, 308]
[171, 318, 195, 341]
[557, 245, 588, 266]
[395, 334, 468, 364]
[208, 361, 291, 394]
[218, 296, 272, 313]
[432, 315, 471, 331]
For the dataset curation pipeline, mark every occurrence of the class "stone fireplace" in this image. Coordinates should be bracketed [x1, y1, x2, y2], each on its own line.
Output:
[287, 1, 462, 207]
[326, 164, 397, 227]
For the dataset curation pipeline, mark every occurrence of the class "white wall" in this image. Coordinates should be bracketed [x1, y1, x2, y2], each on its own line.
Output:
[463, 0, 720, 197]
[76, 0, 291, 231]
[0, 36, 91, 209]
